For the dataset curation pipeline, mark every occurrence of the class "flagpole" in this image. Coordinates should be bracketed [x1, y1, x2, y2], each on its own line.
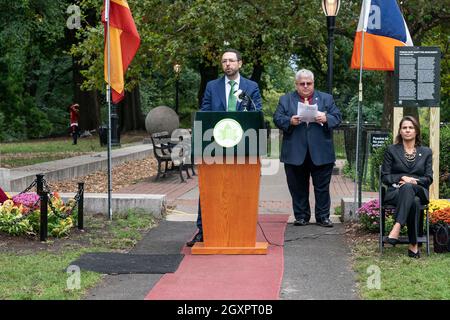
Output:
[353, 0, 367, 216]
[105, 0, 113, 221]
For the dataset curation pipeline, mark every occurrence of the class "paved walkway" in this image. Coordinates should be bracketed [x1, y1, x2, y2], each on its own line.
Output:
[84, 159, 378, 300]
[119, 159, 377, 223]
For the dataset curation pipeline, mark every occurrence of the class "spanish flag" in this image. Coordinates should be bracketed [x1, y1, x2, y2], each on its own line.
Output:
[351, 0, 413, 71]
[102, 0, 140, 103]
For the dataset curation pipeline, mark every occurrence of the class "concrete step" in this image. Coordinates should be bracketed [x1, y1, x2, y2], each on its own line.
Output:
[2, 144, 153, 192]
[340, 196, 377, 222]
[7, 192, 166, 219]
[59, 192, 166, 218]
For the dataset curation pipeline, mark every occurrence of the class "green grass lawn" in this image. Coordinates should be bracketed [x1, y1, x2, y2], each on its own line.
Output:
[352, 240, 450, 299]
[0, 209, 156, 300]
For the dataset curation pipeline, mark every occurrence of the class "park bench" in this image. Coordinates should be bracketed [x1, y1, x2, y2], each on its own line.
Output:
[150, 131, 191, 182]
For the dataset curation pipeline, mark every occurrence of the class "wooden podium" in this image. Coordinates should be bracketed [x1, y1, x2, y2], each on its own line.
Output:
[191, 111, 268, 255]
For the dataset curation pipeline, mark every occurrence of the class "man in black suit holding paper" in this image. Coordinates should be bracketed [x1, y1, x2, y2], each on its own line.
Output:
[273, 69, 341, 227]
[186, 49, 262, 247]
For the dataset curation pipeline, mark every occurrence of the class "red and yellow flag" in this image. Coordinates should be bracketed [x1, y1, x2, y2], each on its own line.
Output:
[102, 0, 140, 104]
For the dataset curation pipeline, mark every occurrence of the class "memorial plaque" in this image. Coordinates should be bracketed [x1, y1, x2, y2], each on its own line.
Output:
[394, 47, 441, 107]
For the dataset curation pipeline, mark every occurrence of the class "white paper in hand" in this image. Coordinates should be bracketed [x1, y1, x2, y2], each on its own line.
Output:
[297, 102, 318, 125]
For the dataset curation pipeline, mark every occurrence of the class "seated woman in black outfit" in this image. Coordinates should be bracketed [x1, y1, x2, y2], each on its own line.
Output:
[381, 116, 433, 258]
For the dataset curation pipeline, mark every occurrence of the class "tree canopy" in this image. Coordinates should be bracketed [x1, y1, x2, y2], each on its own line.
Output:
[0, 0, 448, 141]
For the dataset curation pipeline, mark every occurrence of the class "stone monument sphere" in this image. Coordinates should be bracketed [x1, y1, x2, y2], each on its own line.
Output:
[145, 106, 179, 135]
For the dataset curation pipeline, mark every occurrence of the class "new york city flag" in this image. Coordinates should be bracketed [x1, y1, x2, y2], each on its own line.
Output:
[102, 0, 140, 103]
[351, 0, 413, 71]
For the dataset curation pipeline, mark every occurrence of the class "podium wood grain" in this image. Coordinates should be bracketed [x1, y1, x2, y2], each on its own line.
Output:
[192, 158, 267, 255]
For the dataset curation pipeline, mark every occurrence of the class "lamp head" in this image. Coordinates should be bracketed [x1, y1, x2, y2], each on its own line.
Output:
[322, 0, 340, 16]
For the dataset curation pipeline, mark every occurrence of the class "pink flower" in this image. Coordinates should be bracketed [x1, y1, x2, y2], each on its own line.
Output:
[12, 192, 40, 209]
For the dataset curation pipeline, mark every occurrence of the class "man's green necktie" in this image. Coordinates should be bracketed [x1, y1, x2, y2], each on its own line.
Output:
[227, 80, 237, 111]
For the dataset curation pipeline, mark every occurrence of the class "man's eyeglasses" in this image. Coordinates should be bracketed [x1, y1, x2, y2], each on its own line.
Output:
[296, 82, 313, 87]
[221, 59, 239, 64]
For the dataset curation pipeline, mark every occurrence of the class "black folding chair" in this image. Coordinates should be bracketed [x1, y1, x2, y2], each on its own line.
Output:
[378, 166, 430, 255]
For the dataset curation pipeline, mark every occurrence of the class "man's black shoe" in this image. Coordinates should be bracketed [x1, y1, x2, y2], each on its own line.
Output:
[316, 218, 333, 228]
[186, 233, 203, 247]
[293, 219, 309, 226]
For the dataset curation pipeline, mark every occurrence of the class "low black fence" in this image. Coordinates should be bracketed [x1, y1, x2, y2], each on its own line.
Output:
[1, 174, 84, 242]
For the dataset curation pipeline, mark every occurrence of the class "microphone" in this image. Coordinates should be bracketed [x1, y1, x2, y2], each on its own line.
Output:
[233, 89, 256, 111]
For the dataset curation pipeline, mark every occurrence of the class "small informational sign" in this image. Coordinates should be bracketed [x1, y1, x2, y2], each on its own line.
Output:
[394, 46, 441, 107]
[370, 132, 390, 152]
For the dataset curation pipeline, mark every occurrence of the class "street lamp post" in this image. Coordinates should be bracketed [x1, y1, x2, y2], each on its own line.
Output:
[322, 0, 340, 94]
[173, 63, 181, 114]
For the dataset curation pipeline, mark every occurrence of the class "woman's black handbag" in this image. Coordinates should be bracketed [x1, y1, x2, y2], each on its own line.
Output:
[433, 224, 450, 253]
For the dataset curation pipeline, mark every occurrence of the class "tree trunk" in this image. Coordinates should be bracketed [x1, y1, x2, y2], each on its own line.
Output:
[198, 60, 218, 108]
[119, 85, 145, 131]
[250, 60, 264, 89]
[249, 34, 264, 90]
[73, 57, 101, 132]
[25, 56, 40, 98]
[382, 72, 395, 131]
[67, 4, 102, 134]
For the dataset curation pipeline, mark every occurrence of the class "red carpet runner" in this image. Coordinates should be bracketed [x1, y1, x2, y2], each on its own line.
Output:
[145, 214, 288, 300]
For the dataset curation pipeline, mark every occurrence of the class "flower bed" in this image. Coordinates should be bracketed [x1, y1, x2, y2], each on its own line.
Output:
[358, 198, 450, 234]
[357, 199, 403, 234]
[428, 200, 450, 253]
[428, 199, 450, 225]
[429, 199, 450, 211]
[0, 192, 77, 237]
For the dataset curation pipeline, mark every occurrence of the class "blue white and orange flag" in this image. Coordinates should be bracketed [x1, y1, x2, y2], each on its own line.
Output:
[102, 0, 141, 104]
[350, 0, 413, 71]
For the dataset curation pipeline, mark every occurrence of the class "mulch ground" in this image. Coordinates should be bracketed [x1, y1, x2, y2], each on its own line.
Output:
[47, 156, 159, 193]
[344, 222, 379, 246]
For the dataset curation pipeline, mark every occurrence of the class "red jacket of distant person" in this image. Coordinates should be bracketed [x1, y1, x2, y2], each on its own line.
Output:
[69, 103, 79, 130]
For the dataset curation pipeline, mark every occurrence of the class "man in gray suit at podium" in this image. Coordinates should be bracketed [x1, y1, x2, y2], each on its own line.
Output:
[186, 48, 262, 247]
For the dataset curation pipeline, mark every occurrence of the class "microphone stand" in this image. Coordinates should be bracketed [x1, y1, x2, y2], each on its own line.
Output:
[234, 90, 257, 111]
[242, 96, 249, 112]
[241, 94, 257, 111]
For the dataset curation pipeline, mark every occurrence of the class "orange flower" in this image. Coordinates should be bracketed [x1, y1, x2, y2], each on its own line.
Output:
[430, 207, 450, 225]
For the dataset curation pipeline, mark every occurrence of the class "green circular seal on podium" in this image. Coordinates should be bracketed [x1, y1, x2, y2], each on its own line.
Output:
[213, 118, 244, 148]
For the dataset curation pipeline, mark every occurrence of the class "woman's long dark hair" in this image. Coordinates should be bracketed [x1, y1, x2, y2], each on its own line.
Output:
[395, 116, 422, 146]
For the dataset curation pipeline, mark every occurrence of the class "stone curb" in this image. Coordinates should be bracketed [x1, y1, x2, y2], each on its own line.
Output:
[59, 193, 166, 219]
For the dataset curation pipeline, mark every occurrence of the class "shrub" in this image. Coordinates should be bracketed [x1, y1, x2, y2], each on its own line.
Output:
[0, 200, 34, 236]
[439, 124, 450, 198]
[369, 134, 392, 190]
[423, 124, 450, 199]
